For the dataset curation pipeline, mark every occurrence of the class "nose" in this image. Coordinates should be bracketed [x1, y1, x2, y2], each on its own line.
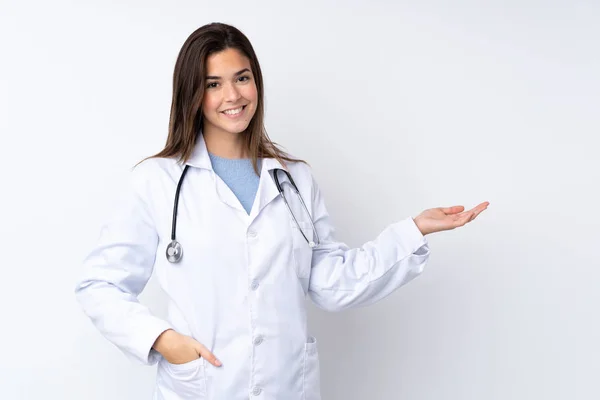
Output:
[223, 82, 241, 103]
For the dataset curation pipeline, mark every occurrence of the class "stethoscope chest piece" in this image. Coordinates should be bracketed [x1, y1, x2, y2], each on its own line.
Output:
[166, 240, 183, 263]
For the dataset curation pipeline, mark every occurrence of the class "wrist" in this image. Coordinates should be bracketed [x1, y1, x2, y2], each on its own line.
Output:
[413, 216, 427, 236]
[152, 328, 176, 355]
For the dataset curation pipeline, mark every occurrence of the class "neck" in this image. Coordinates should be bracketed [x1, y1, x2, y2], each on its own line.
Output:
[202, 127, 249, 159]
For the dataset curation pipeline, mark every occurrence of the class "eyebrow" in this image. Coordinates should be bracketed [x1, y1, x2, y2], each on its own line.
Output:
[205, 68, 251, 80]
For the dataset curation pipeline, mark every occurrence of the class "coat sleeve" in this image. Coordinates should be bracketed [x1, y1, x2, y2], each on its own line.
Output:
[307, 172, 431, 312]
[74, 162, 172, 365]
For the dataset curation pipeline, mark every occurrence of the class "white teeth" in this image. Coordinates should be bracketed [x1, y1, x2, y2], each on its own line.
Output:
[223, 106, 243, 115]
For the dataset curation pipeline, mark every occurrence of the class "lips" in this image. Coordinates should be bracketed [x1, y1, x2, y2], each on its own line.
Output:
[221, 105, 247, 119]
[221, 105, 246, 115]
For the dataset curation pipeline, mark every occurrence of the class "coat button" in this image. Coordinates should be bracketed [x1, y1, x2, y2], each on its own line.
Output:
[250, 280, 259, 290]
[251, 386, 262, 396]
[248, 230, 257, 238]
[253, 336, 263, 346]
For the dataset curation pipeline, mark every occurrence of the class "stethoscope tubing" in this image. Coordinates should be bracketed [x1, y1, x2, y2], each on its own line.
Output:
[273, 169, 320, 249]
[166, 166, 319, 263]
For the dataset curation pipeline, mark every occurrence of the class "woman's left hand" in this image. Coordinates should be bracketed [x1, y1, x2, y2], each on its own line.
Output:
[413, 201, 490, 236]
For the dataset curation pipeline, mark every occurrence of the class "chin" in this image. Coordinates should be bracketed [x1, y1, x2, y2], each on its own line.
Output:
[223, 122, 251, 134]
[217, 119, 253, 134]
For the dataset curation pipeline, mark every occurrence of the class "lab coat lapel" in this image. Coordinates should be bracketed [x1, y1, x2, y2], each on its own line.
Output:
[185, 131, 211, 170]
[185, 132, 248, 216]
[214, 174, 248, 214]
[248, 157, 288, 223]
[186, 132, 289, 223]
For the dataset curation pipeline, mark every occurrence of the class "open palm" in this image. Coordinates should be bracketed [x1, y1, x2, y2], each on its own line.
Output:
[414, 202, 489, 236]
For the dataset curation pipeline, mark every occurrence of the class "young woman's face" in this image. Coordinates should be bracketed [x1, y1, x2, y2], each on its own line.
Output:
[201, 48, 258, 137]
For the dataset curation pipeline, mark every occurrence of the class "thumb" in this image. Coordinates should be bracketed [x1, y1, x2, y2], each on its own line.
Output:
[192, 339, 222, 367]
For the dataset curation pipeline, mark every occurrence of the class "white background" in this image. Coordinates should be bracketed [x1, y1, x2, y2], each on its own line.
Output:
[1, 0, 599, 399]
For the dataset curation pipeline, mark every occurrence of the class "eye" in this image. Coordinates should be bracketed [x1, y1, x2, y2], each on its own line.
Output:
[238, 75, 251, 82]
[206, 82, 218, 89]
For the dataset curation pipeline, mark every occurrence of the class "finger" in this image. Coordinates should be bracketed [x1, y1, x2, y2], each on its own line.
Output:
[465, 203, 488, 215]
[456, 211, 475, 226]
[441, 205, 464, 214]
[455, 209, 475, 219]
[195, 342, 222, 367]
[472, 204, 489, 218]
[469, 211, 478, 222]
[466, 206, 486, 223]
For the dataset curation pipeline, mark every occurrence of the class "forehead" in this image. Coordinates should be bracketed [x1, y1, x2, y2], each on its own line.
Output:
[205, 48, 251, 75]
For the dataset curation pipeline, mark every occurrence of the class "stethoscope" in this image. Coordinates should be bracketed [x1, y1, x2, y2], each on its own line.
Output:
[166, 165, 321, 263]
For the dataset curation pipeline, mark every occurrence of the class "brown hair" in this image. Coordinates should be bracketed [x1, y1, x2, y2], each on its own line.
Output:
[138, 22, 306, 175]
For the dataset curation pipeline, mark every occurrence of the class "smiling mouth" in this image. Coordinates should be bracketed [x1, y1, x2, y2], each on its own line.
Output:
[221, 105, 246, 115]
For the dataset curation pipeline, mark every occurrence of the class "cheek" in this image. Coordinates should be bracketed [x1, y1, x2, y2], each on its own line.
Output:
[202, 94, 219, 115]
[243, 82, 258, 103]
[244, 86, 258, 113]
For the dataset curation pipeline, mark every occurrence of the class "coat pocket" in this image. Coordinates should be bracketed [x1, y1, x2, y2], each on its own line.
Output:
[290, 220, 315, 278]
[303, 336, 322, 400]
[156, 357, 206, 399]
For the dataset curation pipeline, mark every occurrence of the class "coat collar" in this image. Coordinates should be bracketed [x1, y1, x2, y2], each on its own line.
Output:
[183, 130, 290, 222]
[184, 130, 212, 170]
[184, 130, 288, 173]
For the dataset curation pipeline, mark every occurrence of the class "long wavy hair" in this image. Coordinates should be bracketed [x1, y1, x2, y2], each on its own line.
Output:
[138, 22, 306, 175]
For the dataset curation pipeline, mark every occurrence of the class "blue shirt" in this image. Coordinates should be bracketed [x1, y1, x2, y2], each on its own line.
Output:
[208, 152, 261, 215]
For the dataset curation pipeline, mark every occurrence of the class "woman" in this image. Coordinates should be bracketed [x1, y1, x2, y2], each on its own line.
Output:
[75, 22, 489, 400]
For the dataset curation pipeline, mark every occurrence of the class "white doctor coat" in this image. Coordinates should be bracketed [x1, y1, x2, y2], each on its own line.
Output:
[74, 132, 431, 400]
